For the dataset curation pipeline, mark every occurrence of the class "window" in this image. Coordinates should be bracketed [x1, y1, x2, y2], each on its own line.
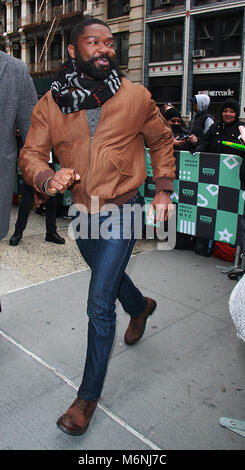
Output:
[64, 31, 70, 61]
[195, 14, 242, 57]
[151, 24, 184, 62]
[150, 76, 182, 108]
[0, 5, 7, 33]
[50, 36, 62, 61]
[13, 43, 21, 59]
[28, 41, 35, 64]
[13, 0, 21, 32]
[151, 0, 184, 8]
[113, 32, 129, 66]
[108, 0, 130, 19]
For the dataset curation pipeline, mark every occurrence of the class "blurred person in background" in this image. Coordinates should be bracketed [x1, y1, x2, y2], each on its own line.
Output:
[189, 94, 215, 144]
[0, 51, 37, 311]
[162, 106, 197, 152]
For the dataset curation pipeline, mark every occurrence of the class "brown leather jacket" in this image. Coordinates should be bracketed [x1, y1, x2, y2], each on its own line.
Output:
[19, 78, 175, 212]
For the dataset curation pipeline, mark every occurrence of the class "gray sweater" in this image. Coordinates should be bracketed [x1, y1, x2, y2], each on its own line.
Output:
[86, 108, 102, 136]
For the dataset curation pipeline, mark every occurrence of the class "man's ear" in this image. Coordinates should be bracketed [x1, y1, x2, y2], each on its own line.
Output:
[68, 44, 75, 59]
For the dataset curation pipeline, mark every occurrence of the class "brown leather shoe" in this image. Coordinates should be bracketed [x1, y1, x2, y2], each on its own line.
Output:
[57, 397, 97, 436]
[124, 297, 157, 346]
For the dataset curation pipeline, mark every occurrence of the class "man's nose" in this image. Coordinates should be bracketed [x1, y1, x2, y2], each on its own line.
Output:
[97, 43, 111, 54]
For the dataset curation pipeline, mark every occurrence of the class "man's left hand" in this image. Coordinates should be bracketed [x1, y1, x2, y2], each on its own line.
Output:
[147, 191, 174, 223]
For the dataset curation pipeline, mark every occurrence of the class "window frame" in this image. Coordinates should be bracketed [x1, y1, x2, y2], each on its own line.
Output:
[108, 0, 130, 20]
[113, 31, 129, 66]
[150, 22, 184, 62]
[195, 13, 242, 58]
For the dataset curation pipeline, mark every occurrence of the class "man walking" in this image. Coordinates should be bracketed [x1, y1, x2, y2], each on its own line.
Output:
[19, 17, 175, 436]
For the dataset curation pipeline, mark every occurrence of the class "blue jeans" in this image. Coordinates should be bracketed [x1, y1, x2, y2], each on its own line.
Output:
[73, 193, 147, 401]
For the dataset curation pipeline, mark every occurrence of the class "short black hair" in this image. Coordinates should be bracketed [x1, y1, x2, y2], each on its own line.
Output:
[70, 17, 111, 46]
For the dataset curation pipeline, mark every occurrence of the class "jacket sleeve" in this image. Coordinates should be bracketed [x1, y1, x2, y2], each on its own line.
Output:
[16, 64, 38, 143]
[196, 122, 215, 152]
[140, 88, 175, 192]
[19, 94, 54, 193]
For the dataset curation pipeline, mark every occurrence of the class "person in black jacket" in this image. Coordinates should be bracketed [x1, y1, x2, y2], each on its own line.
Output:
[196, 98, 243, 157]
[197, 98, 245, 264]
[9, 149, 65, 246]
[162, 106, 197, 151]
[189, 94, 214, 141]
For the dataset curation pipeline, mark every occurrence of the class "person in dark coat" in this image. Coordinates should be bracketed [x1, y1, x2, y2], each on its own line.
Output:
[0, 52, 37, 313]
[9, 149, 65, 246]
[197, 98, 245, 262]
[162, 107, 197, 151]
[196, 98, 243, 157]
[0, 52, 37, 240]
[189, 93, 215, 141]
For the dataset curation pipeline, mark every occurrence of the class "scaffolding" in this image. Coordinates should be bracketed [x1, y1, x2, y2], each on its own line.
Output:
[25, 1, 87, 71]
[38, 16, 61, 68]
[35, 1, 60, 70]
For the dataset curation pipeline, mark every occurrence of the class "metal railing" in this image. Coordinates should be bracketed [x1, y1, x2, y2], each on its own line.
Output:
[20, 0, 87, 27]
[28, 58, 62, 73]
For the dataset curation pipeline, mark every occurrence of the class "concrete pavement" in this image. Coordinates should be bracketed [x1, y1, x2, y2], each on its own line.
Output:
[0, 206, 245, 450]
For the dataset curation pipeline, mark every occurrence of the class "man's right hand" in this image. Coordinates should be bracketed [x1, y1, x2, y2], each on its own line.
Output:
[46, 168, 80, 195]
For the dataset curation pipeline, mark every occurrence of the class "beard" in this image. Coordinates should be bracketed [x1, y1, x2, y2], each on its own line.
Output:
[74, 49, 121, 81]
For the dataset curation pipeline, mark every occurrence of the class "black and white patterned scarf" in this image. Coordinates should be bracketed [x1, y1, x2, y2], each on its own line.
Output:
[51, 58, 122, 114]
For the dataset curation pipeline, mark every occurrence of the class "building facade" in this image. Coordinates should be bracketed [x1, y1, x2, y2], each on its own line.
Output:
[0, 0, 145, 94]
[1, 1, 244, 120]
[145, 0, 245, 120]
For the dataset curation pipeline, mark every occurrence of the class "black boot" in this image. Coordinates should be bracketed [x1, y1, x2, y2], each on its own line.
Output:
[9, 231, 23, 246]
[45, 232, 65, 244]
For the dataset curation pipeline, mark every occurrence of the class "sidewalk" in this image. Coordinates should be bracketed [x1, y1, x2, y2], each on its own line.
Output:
[0, 207, 245, 450]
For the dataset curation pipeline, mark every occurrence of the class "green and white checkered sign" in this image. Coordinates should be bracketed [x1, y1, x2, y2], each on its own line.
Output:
[143, 149, 245, 244]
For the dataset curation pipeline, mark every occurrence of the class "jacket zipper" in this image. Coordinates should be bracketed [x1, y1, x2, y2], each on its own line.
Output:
[84, 135, 93, 208]
[83, 107, 104, 209]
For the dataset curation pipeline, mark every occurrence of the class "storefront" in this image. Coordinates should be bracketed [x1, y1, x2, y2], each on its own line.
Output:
[193, 72, 241, 119]
[148, 70, 241, 120]
[149, 75, 182, 110]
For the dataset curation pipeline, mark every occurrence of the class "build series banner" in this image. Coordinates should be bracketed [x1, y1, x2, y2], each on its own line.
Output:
[143, 149, 245, 245]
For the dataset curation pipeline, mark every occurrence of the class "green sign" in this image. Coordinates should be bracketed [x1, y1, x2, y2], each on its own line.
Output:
[143, 149, 245, 244]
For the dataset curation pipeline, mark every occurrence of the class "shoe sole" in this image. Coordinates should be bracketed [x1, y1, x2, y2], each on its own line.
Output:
[9, 238, 22, 246]
[56, 420, 89, 436]
[125, 300, 157, 346]
[45, 239, 65, 244]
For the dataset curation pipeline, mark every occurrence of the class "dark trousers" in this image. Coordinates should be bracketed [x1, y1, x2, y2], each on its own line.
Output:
[15, 182, 56, 234]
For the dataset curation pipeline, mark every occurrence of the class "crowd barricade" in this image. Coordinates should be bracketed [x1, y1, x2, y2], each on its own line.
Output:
[13, 149, 245, 250]
[142, 149, 245, 247]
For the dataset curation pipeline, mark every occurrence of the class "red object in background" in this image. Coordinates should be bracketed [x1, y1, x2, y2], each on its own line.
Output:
[213, 241, 236, 263]
[12, 193, 19, 205]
